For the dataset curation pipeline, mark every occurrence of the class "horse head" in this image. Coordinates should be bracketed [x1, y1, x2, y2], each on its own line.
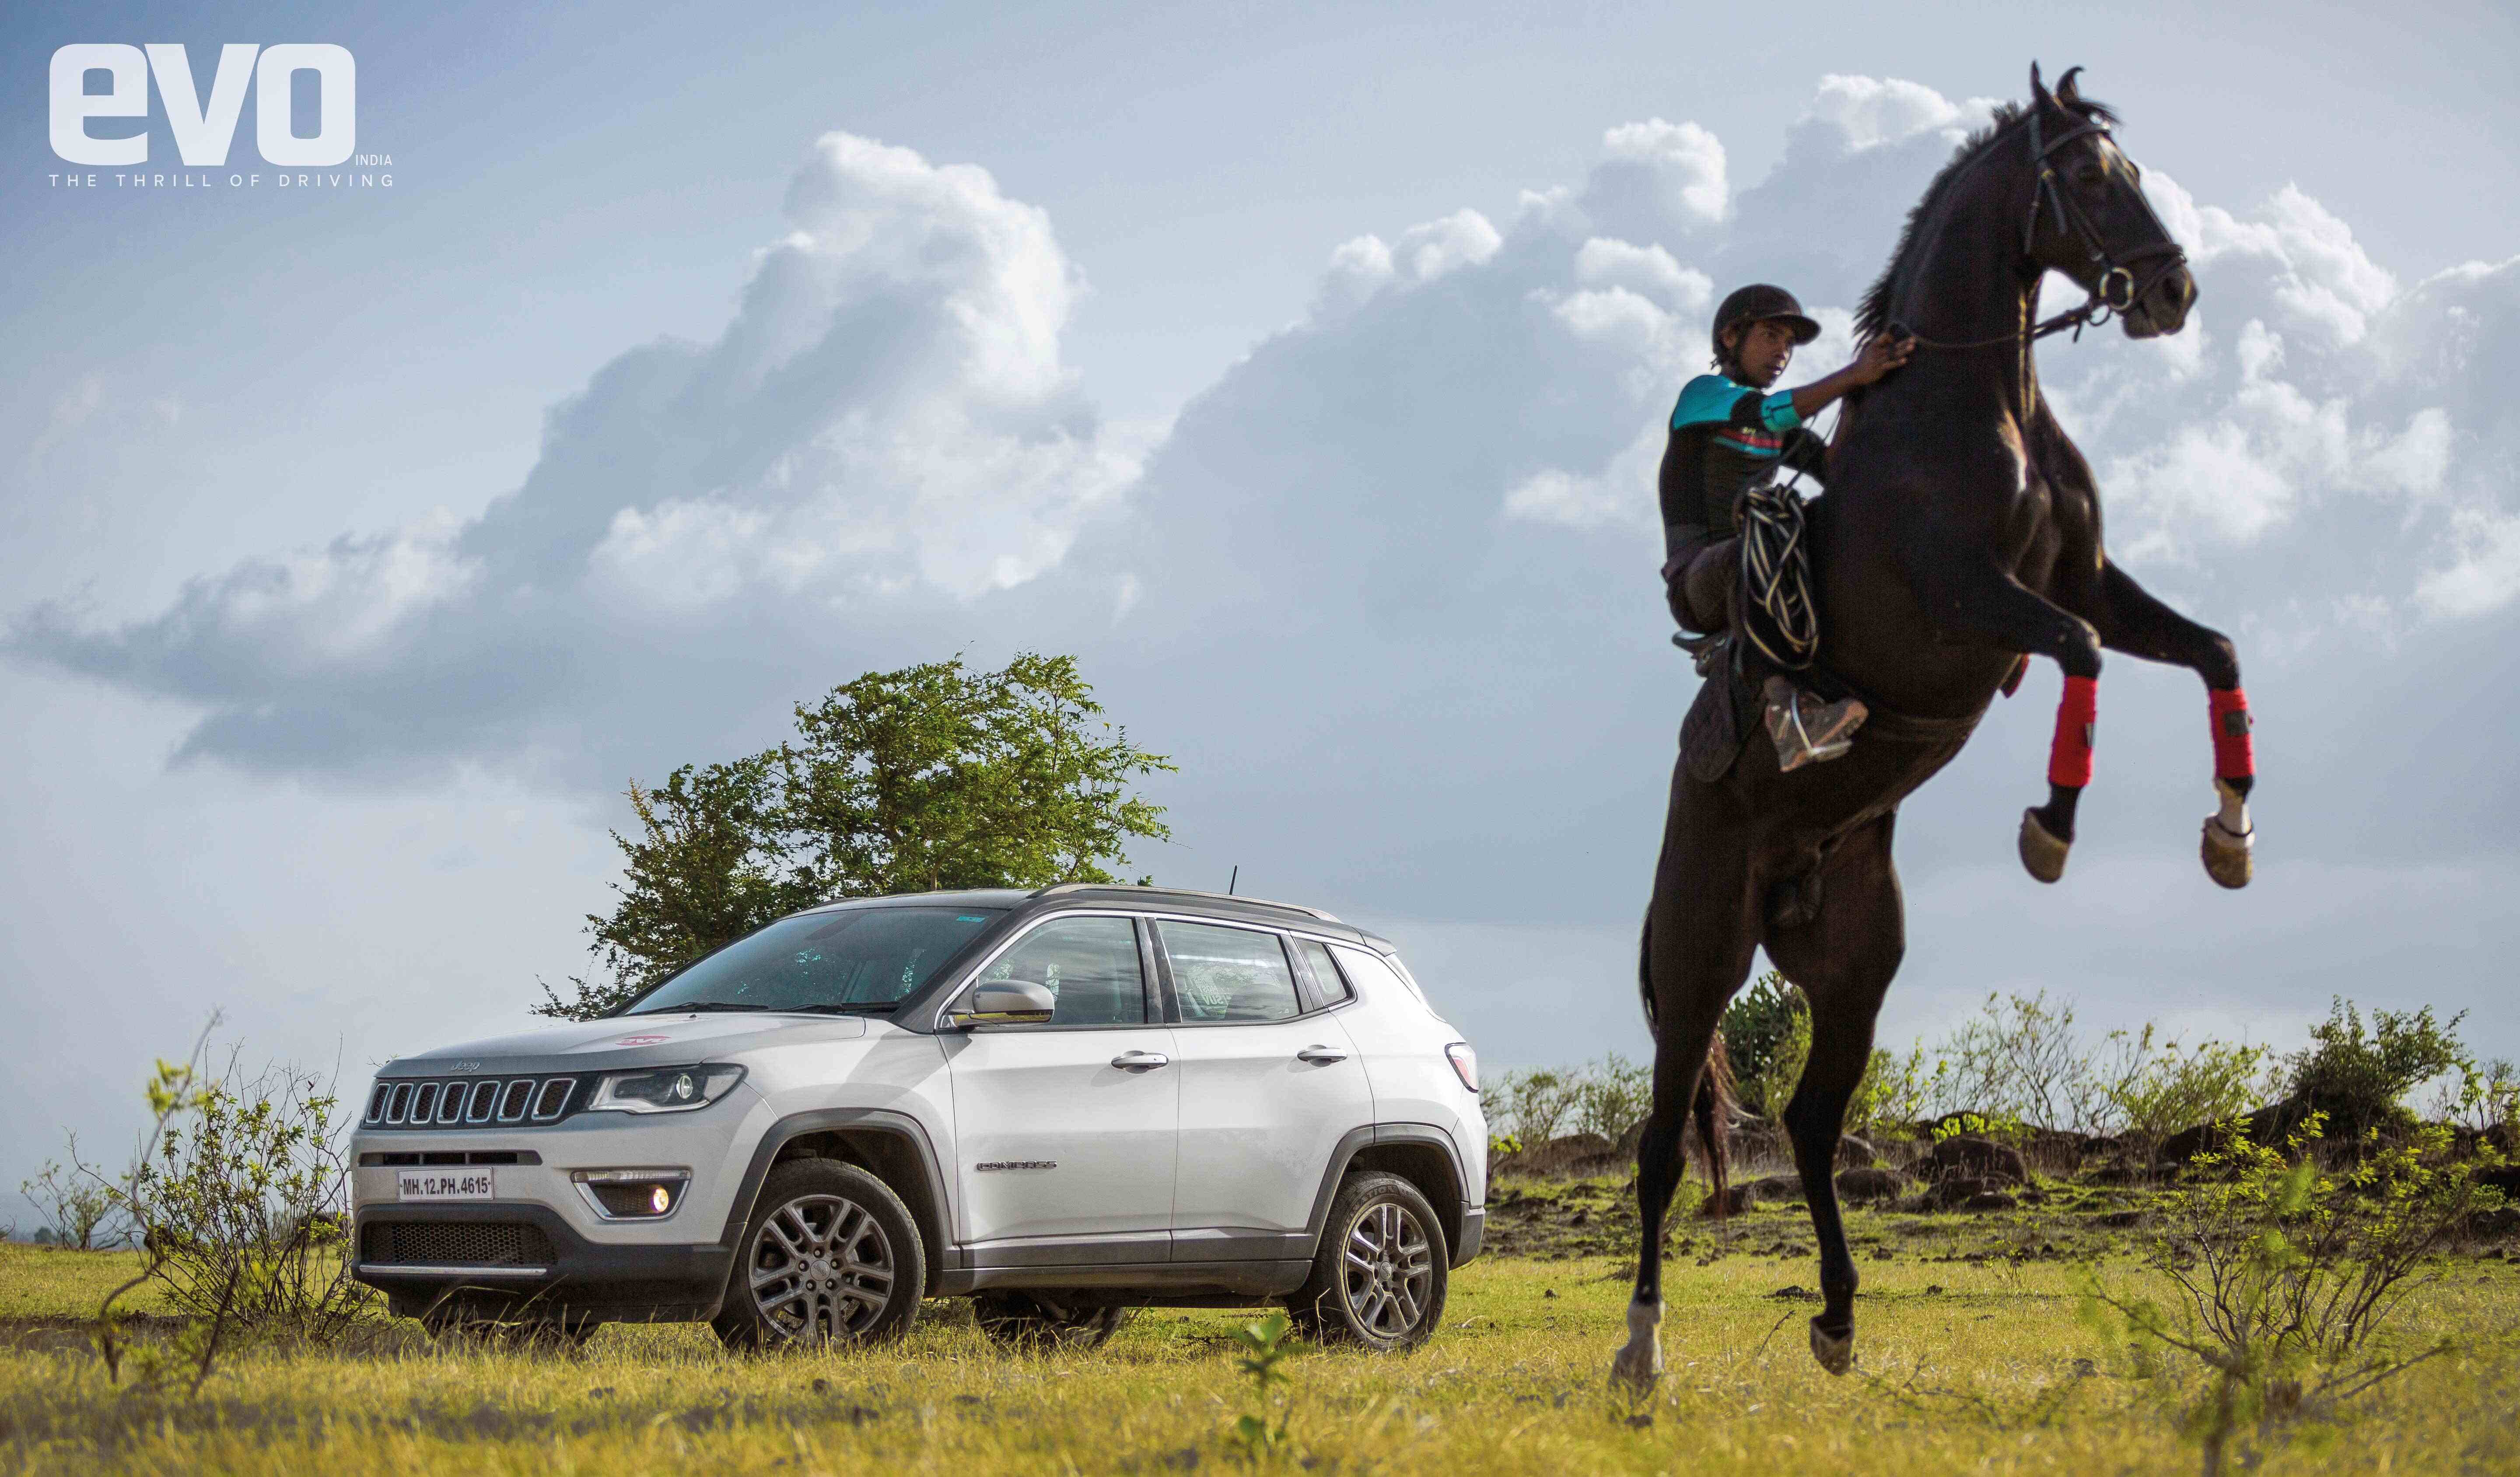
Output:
[2025, 63, 2197, 340]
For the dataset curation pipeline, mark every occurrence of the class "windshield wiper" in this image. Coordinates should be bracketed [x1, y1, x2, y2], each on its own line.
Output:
[795, 1002, 898, 1014]
[625, 1001, 770, 1016]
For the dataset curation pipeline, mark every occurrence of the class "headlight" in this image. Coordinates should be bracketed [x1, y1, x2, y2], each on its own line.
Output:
[584, 1064, 746, 1114]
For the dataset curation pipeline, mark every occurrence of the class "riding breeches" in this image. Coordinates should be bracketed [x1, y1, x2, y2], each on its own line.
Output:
[1661, 526, 1739, 635]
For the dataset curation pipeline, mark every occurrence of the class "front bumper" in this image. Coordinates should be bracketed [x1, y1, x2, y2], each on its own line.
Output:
[349, 1085, 767, 1322]
[354, 1201, 732, 1321]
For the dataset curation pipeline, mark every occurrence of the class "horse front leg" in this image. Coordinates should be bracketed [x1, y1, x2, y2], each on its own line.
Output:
[1905, 541, 2106, 881]
[2085, 561, 2254, 887]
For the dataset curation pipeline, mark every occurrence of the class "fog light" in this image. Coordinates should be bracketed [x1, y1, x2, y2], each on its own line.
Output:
[572, 1168, 691, 1219]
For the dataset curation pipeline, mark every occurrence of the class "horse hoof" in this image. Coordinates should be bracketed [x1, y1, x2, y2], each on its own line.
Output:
[2202, 816, 2253, 889]
[1809, 1320, 1855, 1376]
[1610, 1344, 1663, 1394]
[2017, 807, 2069, 884]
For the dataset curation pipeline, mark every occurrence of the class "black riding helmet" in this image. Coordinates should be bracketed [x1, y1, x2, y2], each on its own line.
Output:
[1711, 283, 1821, 367]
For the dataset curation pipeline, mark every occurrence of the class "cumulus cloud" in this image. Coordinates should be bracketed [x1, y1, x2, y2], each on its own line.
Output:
[15, 133, 1141, 771]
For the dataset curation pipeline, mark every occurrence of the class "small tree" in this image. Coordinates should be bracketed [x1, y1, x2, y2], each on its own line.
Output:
[22, 1146, 118, 1249]
[2283, 999, 2467, 1137]
[1723, 972, 1808, 1119]
[541, 652, 1173, 1020]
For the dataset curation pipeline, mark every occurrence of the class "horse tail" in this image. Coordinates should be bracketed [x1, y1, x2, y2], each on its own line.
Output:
[1695, 1029, 1735, 1218]
[1639, 910, 1736, 1215]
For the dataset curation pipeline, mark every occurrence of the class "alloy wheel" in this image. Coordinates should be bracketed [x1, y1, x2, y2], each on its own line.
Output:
[1338, 1200, 1434, 1340]
[745, 1192, 896, 1344]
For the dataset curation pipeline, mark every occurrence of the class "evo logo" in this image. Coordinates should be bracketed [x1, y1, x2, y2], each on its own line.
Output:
[50, 44, 355, 168]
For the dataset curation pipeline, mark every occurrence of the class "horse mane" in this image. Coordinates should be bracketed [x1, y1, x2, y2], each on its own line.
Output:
[1851, 91, 2121, 344]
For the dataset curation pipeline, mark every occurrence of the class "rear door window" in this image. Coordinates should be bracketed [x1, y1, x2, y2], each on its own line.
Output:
[1158, 920, 1302, 1023]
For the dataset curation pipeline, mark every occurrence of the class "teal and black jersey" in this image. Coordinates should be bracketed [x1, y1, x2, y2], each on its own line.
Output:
[1657, 373, 1828, 545]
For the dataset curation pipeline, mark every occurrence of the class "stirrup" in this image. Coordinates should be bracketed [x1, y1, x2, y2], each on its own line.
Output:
[1672, 630, 1730, 679]
[1763, 676, 1868, 772]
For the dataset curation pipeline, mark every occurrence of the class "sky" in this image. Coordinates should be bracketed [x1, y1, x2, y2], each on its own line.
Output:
[6, 0, 2518, 1220]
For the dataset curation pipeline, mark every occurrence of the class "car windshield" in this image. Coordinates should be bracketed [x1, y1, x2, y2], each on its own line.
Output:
[626, 907, 1004, 1015]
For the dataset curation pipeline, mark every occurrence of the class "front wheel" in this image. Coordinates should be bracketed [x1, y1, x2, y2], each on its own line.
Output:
[712, 1160, 925, 1352]
[1288, 1172, 1448, 1351]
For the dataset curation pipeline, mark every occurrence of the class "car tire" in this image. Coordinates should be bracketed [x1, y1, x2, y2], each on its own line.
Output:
[972, 1291, 1127, 1351]
[1288, 1171, 1448, 1351]
[712, 1159, 926, 1352]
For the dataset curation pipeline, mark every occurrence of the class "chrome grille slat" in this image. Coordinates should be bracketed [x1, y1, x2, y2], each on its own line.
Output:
[362, 1076, 585, 1129]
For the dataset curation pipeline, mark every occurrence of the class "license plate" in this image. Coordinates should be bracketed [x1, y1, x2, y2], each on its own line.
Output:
[397, 1169, 495, 1201]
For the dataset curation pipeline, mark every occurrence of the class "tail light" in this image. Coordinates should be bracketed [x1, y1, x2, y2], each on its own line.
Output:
[1445, 1042, 1478, 1093]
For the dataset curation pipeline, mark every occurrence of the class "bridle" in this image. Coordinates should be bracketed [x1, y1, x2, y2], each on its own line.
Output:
[1889, 105, 2188, 352]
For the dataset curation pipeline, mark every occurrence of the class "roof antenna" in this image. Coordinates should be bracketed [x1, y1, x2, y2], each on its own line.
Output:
[1228, 865, 1239, 895]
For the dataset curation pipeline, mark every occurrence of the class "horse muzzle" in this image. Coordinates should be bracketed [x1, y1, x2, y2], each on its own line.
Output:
[2121, 264, 2197, 339]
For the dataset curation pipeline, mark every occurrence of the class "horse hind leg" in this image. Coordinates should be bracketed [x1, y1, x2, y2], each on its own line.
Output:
[1765, 816, 1904, 1375]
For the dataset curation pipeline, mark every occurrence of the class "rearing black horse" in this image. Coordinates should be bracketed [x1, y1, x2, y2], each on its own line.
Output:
[1613, 64, 2255, 1389]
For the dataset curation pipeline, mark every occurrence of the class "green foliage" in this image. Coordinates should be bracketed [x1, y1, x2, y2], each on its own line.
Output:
[1568, 1053, 1652, 1143]
[2432, 1057, 2520, 1135]
[110, 1049, 373, 1344]
[1929, 1110, 2032, 1147]
[1225, 1309, 1298, 1461]
[2078, 1027, 2274, 1153]
[541, 652, 1173, 1019]
[1488, 1068, 1576, 1144]
[2084, 1114, 2500, 1475]
[2284, 998, 2468, 1137]
[21, 1147, 118, 1250]
[1844, 1045, 1946, 1139]
[1719, 972, 1803, 1102]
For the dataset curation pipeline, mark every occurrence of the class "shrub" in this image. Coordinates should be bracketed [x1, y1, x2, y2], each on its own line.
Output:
[1721, 973, 1803, 1096]
[2074, 1027, 2274, 1154]
[1932, 991, 2080, 1127]
[21, 1147, 119, 1250]
[96, 1046, 375, 1344]
[2284, 999, 2466, 1137]
[2086, 1115, 2500, 1476]
[1568, 1053, 1652, 1143]
[1845, 1045, 1945, 1139]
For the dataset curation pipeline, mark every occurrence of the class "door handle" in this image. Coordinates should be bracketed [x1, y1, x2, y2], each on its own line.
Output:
[1295, 1045, 1351, 1064]
[1110, 1050, 1171, 1071]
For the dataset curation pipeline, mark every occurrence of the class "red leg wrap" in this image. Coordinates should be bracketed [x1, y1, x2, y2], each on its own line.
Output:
[2209, 687, 2254, 780]
[2048, 676, 2097, 788]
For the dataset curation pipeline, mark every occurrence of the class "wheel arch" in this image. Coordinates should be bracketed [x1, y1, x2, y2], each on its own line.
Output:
[723, 1109, 955, 1295]
[1307, 1123, 1470, 1265]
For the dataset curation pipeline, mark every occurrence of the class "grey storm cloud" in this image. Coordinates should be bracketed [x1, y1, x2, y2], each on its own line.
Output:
[13, 74, 2520, 938]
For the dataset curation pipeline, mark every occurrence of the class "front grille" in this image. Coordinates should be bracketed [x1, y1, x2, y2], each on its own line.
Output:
[360, 1221, 556, 1267]
[365, 1075, 581, 1128]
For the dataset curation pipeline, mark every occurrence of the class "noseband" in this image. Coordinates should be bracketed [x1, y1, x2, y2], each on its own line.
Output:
[1891, 107, 2189, 351]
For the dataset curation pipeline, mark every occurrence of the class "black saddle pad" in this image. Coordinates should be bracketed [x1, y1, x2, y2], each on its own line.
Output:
[1680, 657, 1759, 784]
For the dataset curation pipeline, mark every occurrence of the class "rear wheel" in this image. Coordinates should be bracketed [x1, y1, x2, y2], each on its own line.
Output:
[712, 1160, 925, 1352]
[972, 1291, 1127, 1351]
[1288, 1171, 1448, 1351]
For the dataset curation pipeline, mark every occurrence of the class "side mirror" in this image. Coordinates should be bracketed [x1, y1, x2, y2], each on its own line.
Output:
[952, 979, 1057, 1027]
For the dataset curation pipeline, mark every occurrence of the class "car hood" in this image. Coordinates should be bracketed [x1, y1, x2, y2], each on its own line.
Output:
[380, 1012, 873, 1078]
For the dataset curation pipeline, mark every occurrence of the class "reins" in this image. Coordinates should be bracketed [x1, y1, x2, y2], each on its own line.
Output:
[1886, 104, 2187, 355]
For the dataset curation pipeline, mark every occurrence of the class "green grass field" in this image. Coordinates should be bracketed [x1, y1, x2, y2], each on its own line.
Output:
[8, 1198, 2520, 1475]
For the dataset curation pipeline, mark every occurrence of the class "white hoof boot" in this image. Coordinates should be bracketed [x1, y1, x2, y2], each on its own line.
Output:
[1610, 1299, 1664, 1393]
[2202, 781, 2253, 890]
[1809, 1319, 1855, 1376]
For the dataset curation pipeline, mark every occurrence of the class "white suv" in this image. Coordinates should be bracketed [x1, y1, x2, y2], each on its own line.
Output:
[349, 885, 1485, 1351]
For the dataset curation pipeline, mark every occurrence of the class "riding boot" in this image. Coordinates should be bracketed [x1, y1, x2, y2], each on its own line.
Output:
[1762, 676, 1868, 771]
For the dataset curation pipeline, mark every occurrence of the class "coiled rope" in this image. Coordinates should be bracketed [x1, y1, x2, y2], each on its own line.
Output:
[1735, 401, 1839, 673]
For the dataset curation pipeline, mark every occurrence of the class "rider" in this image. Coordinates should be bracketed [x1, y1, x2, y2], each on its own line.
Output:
[1661, 283, 1913, 762]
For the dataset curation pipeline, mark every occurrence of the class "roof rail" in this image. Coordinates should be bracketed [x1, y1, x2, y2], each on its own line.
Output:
[1027, 881, 1340, 923]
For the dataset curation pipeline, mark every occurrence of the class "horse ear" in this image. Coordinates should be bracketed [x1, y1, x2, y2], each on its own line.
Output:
[2055, 66, 2085, 109]
[2029, 62, 2053, 111]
